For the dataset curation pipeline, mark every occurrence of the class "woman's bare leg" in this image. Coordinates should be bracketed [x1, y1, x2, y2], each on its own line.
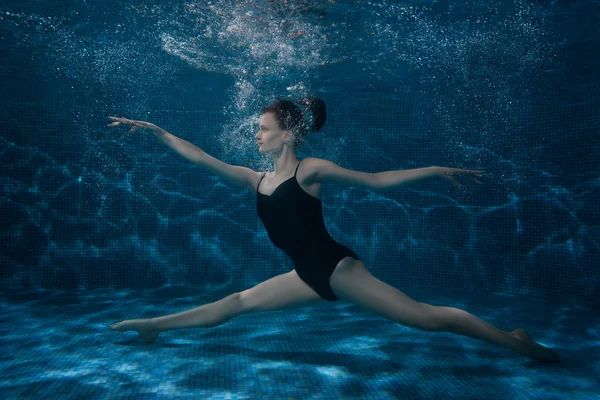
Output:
[330, 259, 560, 362]
[109, 293, 242, 343]
[426, 305, 560, 362]
[110, 270, 323, 343]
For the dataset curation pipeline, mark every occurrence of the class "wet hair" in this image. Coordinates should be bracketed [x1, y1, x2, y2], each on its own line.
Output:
[261, 96, 327, 149]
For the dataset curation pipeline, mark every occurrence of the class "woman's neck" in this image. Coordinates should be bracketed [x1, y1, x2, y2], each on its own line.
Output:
[271, 150, 299, 178]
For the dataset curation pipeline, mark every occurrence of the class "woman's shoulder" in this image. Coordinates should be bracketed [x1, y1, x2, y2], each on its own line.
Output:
[300, 157, 326, 166]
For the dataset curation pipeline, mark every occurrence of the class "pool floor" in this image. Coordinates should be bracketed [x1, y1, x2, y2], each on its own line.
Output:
[1, 286, 597, 399]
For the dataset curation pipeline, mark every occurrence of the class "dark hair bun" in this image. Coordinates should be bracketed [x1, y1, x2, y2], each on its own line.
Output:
[297, 97, 326, 132]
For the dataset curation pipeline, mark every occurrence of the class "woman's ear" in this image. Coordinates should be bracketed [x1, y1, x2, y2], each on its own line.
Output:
[284, 132, 296, 146]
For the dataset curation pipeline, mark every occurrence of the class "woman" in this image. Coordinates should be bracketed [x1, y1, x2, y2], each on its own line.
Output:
[108, 97, 559, 362]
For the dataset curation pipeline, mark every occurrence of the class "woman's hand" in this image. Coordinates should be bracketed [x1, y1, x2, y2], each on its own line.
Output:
[435, 167, 485, 188]
[107, 116, 159, 137]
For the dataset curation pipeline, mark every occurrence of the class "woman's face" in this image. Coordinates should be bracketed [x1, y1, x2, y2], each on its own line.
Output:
[255, 112, 288, 153]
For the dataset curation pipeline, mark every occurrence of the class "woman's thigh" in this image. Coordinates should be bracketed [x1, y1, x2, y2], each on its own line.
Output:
[239, 270, 324, 314]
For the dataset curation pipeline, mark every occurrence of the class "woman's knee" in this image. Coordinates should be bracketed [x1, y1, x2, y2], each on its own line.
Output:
[419, 303, 449, 331]
[228, 292, 244, 316]
[209, 292, 245, 325]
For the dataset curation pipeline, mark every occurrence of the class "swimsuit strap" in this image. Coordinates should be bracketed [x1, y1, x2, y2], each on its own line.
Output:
[257, 172, 267, 191]
[294, 160, 302, 177]
[257, 161, 301, 192]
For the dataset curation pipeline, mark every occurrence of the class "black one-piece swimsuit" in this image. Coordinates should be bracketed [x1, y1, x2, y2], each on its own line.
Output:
[256, 159, 360, 301]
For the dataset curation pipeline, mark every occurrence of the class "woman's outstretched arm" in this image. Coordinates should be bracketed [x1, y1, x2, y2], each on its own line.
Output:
[375, 167, 484, 190]
[107, 116, 258, 191]
[309, 158, 484, 191]
[153, 126, 206, 165]
[375, 167, 440, 190]
[107, 116, 206, 164]
[375, 167, 485, 190]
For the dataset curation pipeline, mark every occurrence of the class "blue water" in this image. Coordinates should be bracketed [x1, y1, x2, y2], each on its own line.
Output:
[1, 0, 599, 398]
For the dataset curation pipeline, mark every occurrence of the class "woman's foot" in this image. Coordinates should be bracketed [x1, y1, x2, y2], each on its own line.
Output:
[110, 319, 160, 343]
[509, 328, 560, 362]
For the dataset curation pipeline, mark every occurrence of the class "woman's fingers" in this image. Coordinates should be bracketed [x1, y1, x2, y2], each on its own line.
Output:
[461, 169, 484, 175]
[107, 116, 140, 129]
[107, 116, 120, 127]
[450, 177, 463, 187]
[108, 116, 134, 124]
[442, 169, 485, 187]
[107, 116, 126, 123]
[124, 126, 139, 136]
[108, 116, 136, 137]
